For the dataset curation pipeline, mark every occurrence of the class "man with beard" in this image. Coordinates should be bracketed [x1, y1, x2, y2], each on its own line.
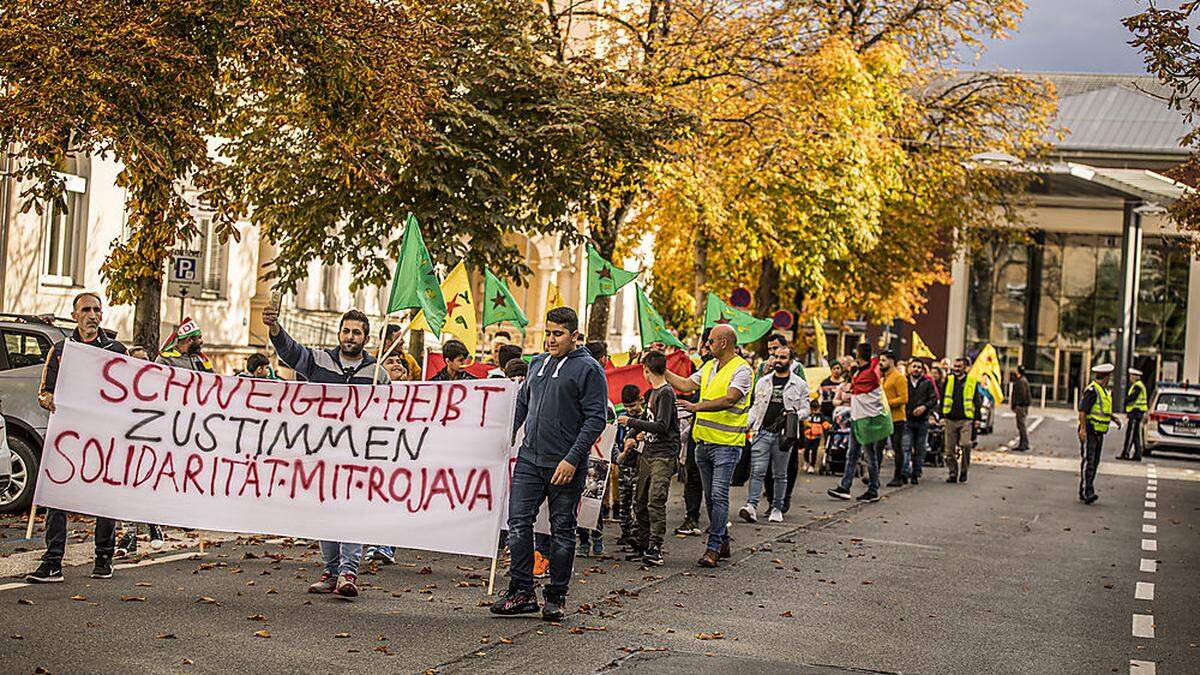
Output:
[157, 318, 214, 373]
[741, 346, 809, 524]
[27, 292, 127, 583]
[263, 307, 389, 599]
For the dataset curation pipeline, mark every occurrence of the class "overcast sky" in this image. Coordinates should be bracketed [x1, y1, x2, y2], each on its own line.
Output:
[968, 0, 1182, 74]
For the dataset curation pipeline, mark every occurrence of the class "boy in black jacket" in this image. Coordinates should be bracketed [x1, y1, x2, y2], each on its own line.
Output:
[620, 352, 680, 566]
[614, 384, 646, 549]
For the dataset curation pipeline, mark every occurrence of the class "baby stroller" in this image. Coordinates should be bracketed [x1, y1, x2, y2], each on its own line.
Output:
[925, 414, 945, 467]
[822, 406, 854, 476]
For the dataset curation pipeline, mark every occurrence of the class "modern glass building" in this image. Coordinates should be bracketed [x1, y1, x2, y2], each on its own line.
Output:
[914, 74, 1199, 405]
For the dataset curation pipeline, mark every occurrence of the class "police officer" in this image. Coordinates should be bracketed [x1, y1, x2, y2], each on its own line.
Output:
[1118, 367, 1148, 462]
[1078, 363, 1121, 504]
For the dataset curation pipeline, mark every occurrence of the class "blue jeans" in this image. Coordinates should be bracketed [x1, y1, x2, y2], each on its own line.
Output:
[902, 417, 929, 478]
[320, 541, 362, 577]
[746, 430, 788, 510]
[695, 442, 742, 552]
[839, 433, 881, 493]
[506, 457, 586, 596]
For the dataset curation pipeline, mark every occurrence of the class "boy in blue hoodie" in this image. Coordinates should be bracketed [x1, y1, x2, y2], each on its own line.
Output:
[491, 307, 608, 621]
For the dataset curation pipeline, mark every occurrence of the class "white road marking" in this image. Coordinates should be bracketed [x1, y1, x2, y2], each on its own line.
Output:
[1135, 582, 1155, 601]
[0, 538, 287, 594]
[1130, 659, 1156, 674]
[1141, 539, 1158, 552]
[853, 538, 944, 551]
[1144, 500, 1156, 508]
[1147, 479, 1157, 486]
[1132, 614, 1155, 638]
[1140, 559, 1157, 573]
[1142, 524, 1157, 534]
[1144, 511, 1156, 520]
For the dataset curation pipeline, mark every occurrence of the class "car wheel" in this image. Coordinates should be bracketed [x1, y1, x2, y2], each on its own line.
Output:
[0, 434, 37, 514]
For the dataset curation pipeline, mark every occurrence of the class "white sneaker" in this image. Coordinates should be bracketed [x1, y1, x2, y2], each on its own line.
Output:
[768, 509, 783, 523]
[738, 504, 757, 523]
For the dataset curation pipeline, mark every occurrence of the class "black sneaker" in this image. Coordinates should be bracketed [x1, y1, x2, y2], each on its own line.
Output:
[624, 547, 646, 562]
[1084, 494, 1099, 505]
[148, 524, 165, 550]
[541, 591, 566, 622]
[886, 478, 904, 488]
[115, 531, 137, 559]
[827, 487, 852, 500]
[946, 476, 958, 483]
[911, 476, 920, 485]
[91, 558, 114, 579]
[959, 474, 968, 484]
[642, 545, 664, 567]
[489, 587, 539, 616]
[856, 491, 880, 503]
[25, 562, 63, 583]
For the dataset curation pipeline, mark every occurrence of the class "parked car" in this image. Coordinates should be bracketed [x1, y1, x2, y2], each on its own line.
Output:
[1143, 383, 1200, 456]
[0, 314, 73, 513]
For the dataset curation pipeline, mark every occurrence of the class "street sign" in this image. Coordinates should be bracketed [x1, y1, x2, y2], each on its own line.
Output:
[167, 250, 202, 299]
[729, 287, 752, 308]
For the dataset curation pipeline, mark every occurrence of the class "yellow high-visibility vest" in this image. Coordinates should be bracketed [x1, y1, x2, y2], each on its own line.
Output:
[1086, 380, 1112, 432]
[1126, 380, 1148, 413]
[941, 373, 977, 420]
[693, 356, 751, 445]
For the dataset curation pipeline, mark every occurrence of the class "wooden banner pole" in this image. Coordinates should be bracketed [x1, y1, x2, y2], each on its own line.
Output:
[24, 501, 37, 539]
[486, 551, 499, 596]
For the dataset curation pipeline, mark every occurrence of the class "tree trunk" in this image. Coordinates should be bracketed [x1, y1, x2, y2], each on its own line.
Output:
[586, 294, 610, 341]
[755, 257, 780, 315]
[693, 226, 708, 318]
[586, 195, 628, 342]
[132, 275, 162, 355]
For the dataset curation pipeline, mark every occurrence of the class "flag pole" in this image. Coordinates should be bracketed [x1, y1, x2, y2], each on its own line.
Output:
[486, 550, 499, 596]
[24, 500, 36, 539]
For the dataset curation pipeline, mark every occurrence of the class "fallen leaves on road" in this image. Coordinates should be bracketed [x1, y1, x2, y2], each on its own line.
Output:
[335, 633, 350, 638]
[181, 659, 194, 665]
[135, 582, 153, 588]
[17, 598, 34, 606]
[155, 633, 177, 640]
[195, 596, 222, 606]
[781, 611, 793, 617]
[246, 614, 268, 622]
[11, 634, 24, 640]
[696, 632, 725, 640]
[70, 595, 87, 602]
[120, 595, 146, 602]
[417, 566, 433, 574]
[254, 630, 271, 639]
[499, 637, 513, 645]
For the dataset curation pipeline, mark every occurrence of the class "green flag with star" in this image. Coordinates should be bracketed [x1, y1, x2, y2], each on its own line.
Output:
[481, 269, 529, 335]
[703, 293, 773, 345]
[586, 245, 638, 305]
[636, 285, 686, 349]
[386, 214, 446, 336]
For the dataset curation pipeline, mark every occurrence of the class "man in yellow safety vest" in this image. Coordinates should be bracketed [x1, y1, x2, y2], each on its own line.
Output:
[666, 324, 754, 568]
[1118, 367, 1148, 462]
[1078, 363, 1121, 504]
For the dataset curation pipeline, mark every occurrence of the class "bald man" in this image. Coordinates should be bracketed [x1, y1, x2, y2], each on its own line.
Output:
[665, 324, 754, 568]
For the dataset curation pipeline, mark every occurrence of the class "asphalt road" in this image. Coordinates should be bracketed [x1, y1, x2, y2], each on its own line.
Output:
[1, 407, 1196, 674]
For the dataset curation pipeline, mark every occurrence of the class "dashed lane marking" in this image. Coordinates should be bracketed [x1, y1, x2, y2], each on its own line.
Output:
[1144, 511, 1156, 520]
[1130, 659, 1157, 674]
[1143, 524, 1157, 534]
[1135, 581, 1155, 601]
[1132, 614, 1155, 638]
[1140, 559, 1157, 573]
[1144, 500, 1156, 508]
[1141, 539, 1158, 552]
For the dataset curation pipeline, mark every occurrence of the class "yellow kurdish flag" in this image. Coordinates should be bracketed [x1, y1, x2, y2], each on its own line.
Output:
[411, 261, 477, 355]
[911, 331, 937, 360]
[812, 318, 828, 359]
[547, 282, 566, 310]
[969, 343, 1004, 405]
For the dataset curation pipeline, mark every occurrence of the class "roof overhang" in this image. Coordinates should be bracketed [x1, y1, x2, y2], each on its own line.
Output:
[1023, 161, 1191, 206]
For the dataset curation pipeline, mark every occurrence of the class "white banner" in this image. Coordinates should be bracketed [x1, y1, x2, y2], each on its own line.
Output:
[34, 342, 517, 558]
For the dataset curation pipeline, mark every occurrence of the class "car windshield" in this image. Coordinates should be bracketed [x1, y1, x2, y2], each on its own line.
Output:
[1156, 393, 1200, 414]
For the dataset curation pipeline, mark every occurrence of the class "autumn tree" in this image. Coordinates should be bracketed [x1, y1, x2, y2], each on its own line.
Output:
[0, 0, 441, 349]
[1125, 0, 1200, 246]
[612, 0, 1055, 335]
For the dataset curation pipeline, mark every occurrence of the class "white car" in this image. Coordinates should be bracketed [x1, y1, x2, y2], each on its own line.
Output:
[0, 413, 11, 501]
[1144, 385, 1200, 455]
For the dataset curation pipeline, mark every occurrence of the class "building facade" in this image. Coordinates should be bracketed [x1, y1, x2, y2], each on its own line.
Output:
[915, 73, 1200, 404]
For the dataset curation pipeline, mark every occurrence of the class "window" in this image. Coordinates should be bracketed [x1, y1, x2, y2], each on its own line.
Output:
[191, 214, 229, 299]
[321, 264, 340, 311]
[2, 331, 50, 371]
[40, 167, 88, 286]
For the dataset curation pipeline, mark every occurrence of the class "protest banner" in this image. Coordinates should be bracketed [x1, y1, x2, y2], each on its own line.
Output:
[34, 342, 518, 559]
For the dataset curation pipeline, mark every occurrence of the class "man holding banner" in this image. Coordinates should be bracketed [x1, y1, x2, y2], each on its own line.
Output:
[492, 307, 608, 622]
[263, 306, 389, 599]
[27, 292, 127, 584]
